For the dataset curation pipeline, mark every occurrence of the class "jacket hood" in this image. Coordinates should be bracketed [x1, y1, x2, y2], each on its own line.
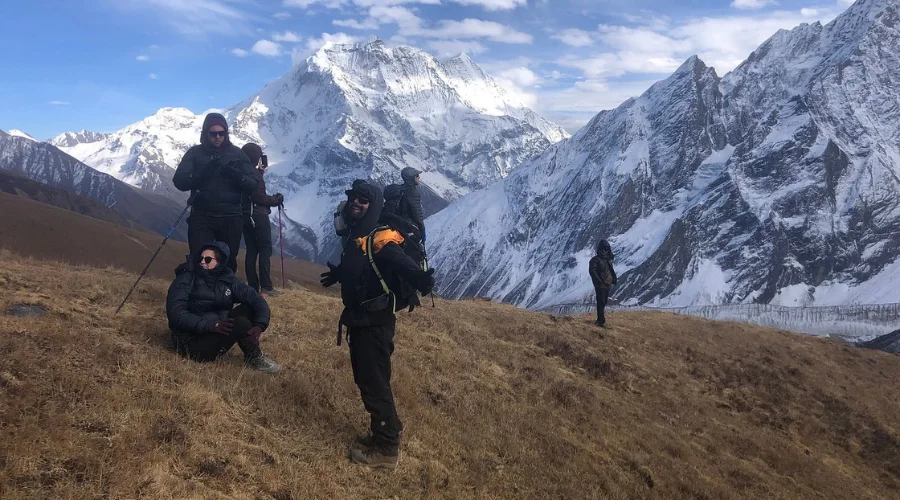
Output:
[401, 167, 420, 185]
[241, 143, 262, 166]
[344, 182, 384, 239]
[200, 113, 231, 149]
[200, 240, 231, 262]
[597, 239, 614, 259]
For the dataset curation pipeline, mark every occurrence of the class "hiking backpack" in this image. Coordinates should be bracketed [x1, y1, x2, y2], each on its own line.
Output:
[363, 214, 428, 313]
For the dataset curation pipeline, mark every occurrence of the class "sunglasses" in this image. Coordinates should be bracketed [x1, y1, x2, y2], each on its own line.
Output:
[350, 196, 370, 205]
[208, 130, 227, 138]
[201, 256, 217, 264]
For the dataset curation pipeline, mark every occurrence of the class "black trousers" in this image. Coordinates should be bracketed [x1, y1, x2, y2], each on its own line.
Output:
[243, 212, 273, 292]
[595, 287, 610, 324]
[172, 305, 261, 361]
[188, 213, 243, 273]
[347, 319, 402, 454]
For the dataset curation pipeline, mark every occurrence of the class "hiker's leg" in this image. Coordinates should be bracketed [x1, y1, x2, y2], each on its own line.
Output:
[187, 214, 216, 268]
[229, 305, 261, 359]
[173, 330, 237, 362]
[597, 287, 609, 325]
[254, 214, 274, 291]
[348, 320, 401, 454]
[243, 218, 260, 292]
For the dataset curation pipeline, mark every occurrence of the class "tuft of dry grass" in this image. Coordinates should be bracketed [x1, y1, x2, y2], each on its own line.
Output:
[1, 249, 900, 499]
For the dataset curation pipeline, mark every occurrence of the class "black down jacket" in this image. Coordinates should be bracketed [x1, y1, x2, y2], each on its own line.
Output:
[166, 241, 270, 337]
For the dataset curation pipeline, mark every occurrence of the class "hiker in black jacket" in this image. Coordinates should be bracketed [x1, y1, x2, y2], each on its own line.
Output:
[240, 143, 284, 295]
[172, 113, 258, 273]
[589, 240, 617, 328]
[320, 181, 435, 469]
[166, 241, 280, 373]
[395, 167, 426, 241]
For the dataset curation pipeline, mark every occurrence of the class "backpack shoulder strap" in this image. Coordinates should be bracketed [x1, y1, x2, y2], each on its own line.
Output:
[366, 227, 392, 297]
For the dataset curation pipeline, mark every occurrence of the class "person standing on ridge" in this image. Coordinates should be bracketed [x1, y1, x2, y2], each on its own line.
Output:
[320, 181, 436, 469]
[172, 112, 258, 273]
[240, 143, 284, 296]
[394, 167, 426, 242]
[589, 240, 617, 328]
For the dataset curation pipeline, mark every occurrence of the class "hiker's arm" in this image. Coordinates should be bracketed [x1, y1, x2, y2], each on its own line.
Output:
[610, 264, 618, 285]
[166, 274, 210, 334]
[589, 258, 602, 284]
[172, 147, 202, 191]
[251, 174, 281, 207]
[231, 280, 270, 329]
[407, 188, 426, 232]
[376, 243, 432, 290]
[234, 153, 259, 194]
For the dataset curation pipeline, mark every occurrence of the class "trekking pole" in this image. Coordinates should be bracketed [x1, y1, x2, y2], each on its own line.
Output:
[423, 240, 436, 308]
[115, 204, 190, 314]
[279, 204, 286, 289]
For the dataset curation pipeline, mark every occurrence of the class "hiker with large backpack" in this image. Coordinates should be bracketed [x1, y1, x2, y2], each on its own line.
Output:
[388, 167, 426, 241]
[172, 113, 258, 273]
[320, 181, 435, 469]
[166, 241, 281, 372]
[240, 143, 284, 296]
[589, 240, 617, 328]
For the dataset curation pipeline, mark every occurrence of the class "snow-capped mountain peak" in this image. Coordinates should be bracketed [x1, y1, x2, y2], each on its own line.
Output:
[7, 129, 38, 142]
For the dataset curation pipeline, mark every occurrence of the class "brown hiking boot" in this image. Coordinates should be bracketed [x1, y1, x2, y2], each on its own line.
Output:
[349, 445, 399, 469]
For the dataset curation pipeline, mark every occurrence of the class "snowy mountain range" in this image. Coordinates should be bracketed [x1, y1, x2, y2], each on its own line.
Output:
[0, 130, 189, 240]
[52, 41, 568, 261]
[428, 0, 900, 309]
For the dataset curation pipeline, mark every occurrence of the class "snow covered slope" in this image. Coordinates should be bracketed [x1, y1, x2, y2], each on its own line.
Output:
[53, 41, 567, 260]
[429, 0, 900, 309]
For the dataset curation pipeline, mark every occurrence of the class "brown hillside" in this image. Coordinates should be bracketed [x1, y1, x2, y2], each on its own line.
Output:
[0, 192, 325, 289]
[0, 169, 140, 230]
[1, 251, 899, 499]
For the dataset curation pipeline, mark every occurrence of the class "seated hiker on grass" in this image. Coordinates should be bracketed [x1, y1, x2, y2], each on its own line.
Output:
[165, 241, 280, 373]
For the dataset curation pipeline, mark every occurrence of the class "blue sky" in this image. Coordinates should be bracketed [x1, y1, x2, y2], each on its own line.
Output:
[0, 0, 855, 139]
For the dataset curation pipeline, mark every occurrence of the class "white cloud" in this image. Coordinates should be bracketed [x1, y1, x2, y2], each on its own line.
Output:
[294, 32, 362, 63]
[369, 5, 425, 33]
[551, 28, 594, 47]
[497, 66, 538, 87]
[273, 31, 302, 42]
[427, 40, 487, 57]
[133, 0, 256, 36]
[136, 55, 149, 61]
[836, 0, 854, 5]
[274, 12, 292, 19]
[422, 18, 532, 43]
[232, 48, 249, 57]
[148, 73, 159, 80]
[450, 0, 528, 11]
[48, 100, 70, 105]
[731, 0, 778, 9]
[252, 39, 283, 57]
[334, 17, 381, 30]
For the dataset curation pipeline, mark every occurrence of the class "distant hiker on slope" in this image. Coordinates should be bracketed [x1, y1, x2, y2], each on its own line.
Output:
[166, 241, 281, 373]
[589, 240, 617, 328]
[173, 113, 258, 273]
[240, 143, 284, 296]
[320, 181, 436, 469]
[386, 167, 426, 242]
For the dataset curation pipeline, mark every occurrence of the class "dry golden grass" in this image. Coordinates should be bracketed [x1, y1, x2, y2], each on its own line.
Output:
[1, 249, 899, 499]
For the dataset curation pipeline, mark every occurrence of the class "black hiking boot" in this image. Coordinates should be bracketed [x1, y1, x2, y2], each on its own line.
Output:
[349, 444, 399, 469]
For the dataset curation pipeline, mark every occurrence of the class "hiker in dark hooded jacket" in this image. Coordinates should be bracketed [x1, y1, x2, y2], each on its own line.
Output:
[240, 143, 284, 295]
[172, 113, 258, 273]
[166, 241, 280, 373]
[394, 167, 426, 241]
[589, 240, 617, 328]
[320, 181, 435, 469]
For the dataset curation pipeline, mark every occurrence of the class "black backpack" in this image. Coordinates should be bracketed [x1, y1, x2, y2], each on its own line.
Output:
[363, 215, 428, 313]
[383, 183, 405, 217]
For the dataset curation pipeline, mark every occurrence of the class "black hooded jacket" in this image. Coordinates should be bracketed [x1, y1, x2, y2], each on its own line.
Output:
[395, 167, 425, 234]
[172, 113, 258, 217]
[332, 182, 432, 327]
[166, 241, 270, 337]
[589, 240, 617, 290]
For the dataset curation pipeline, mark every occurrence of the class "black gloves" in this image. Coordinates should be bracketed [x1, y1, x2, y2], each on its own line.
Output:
[417, 268, 436, 296]
[274, 193, 285, 205]
[208, 318, 234, 335]
[320, 262, 340, 288]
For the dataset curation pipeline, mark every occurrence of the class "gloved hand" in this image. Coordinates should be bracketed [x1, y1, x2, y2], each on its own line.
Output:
[320, 262, 340, 288]
[417, 268, 436, 296]
[274, 193, 285, 205]
[247, 325, 263, 340]
[223, 161, 243, 182]
[207, 318, 234, 335]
